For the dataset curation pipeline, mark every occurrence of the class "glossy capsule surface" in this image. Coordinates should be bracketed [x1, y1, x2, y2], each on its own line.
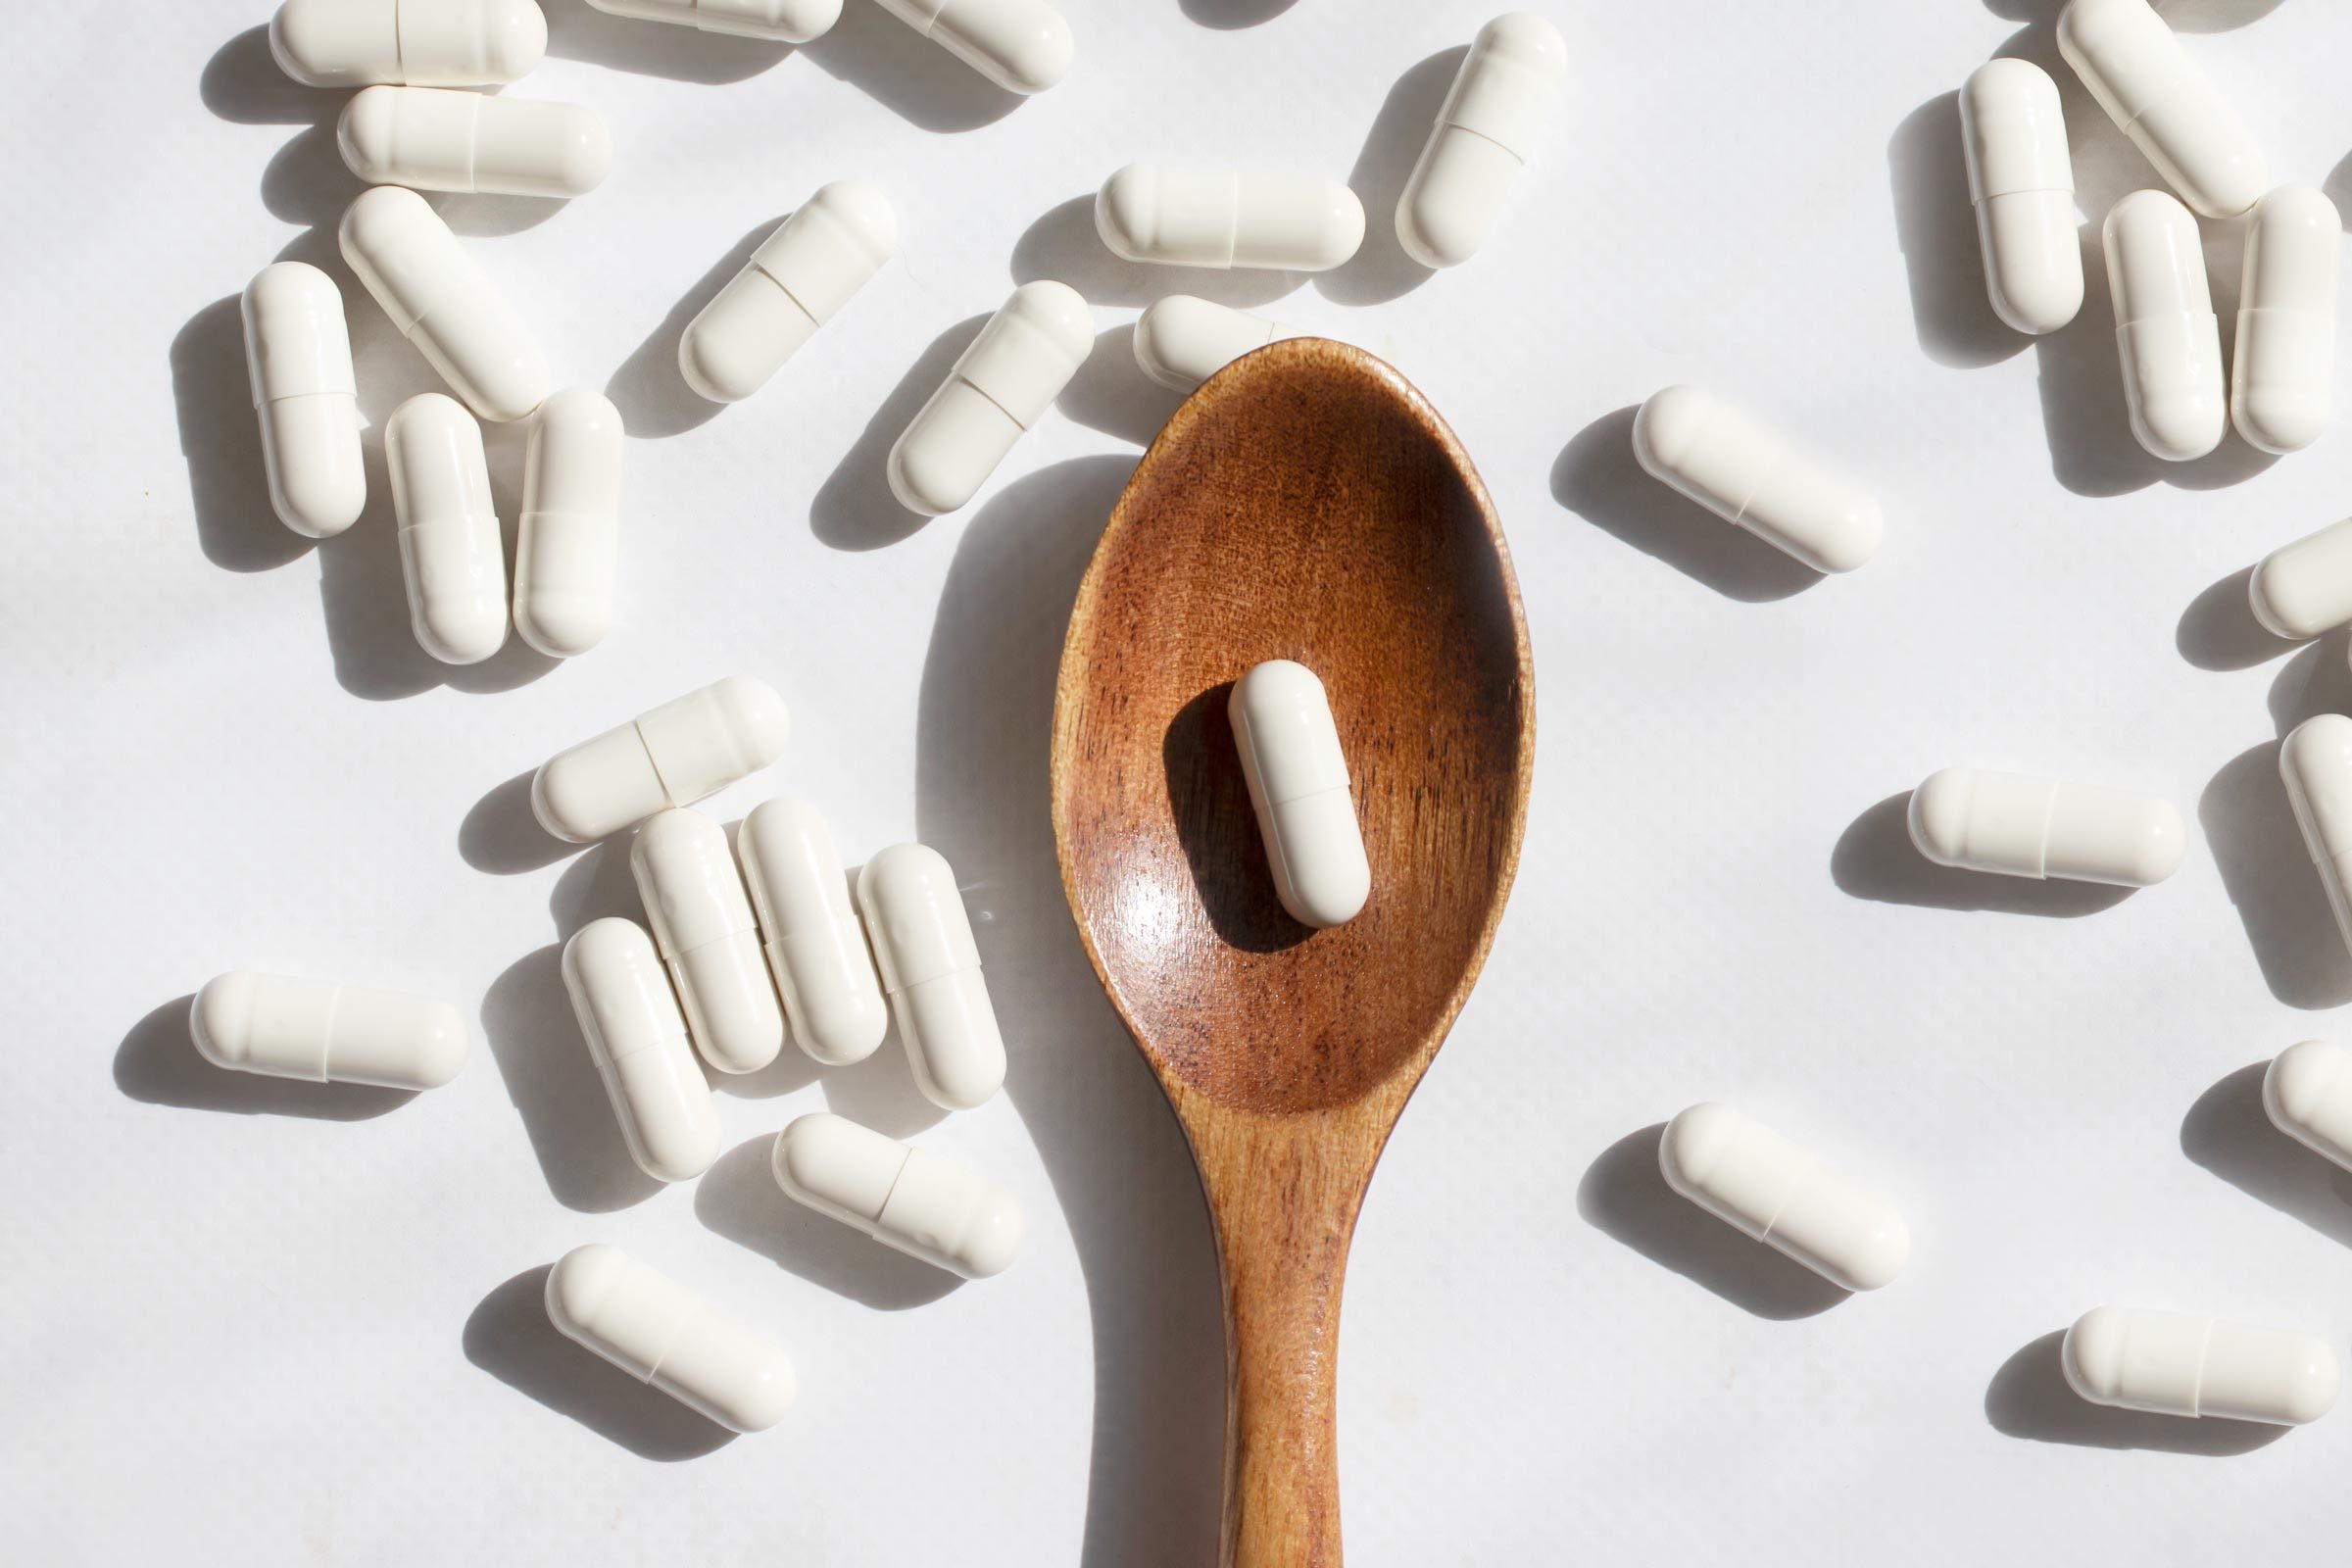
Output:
[857, 843, 1004, 1110]
[2233, 184, 2340, 456]
[587, 0, 840, 41]
[886, 281, 1091, 516]
[1959, 58, 2082, 335]
[545, 1245, 795, 1433]
[632, 808, 783, 1075]
[1907, 766, 2185, 886]
[2265, 1039, 2352, 1174]
[2279, 713, 2352, 958]
[2064, 1305, 2338, 1424]
[1097, 165, 1364, 271]
[386, 392, 508, 665]
[773, 1113, 1024, 1278]
[533, 676, 790, 843]
[561, 917, 722, 1183]
[1396, 12, 1567, 269]
[514, 388, 621, 659]
[338, 86, 611, 198]
[190, 970, 469, 1090]
[1632, 384, 1881, 573]
[2103, 188, 2223, 462]
[680, 181, 897, 404]
[870, 0, 1071, 95]
[241, 262, 366, 538]
[737, 799, 888, 1066]
[1132, 295, 1296, 392]
[2249, 517, 2352, 641]
[1658, 1102, 1908, 1293]
[1229, 660, 1370, 929]
[270, 0, 546, 87]
[340, 184, 551, 422]
[2058, 0, 2267, 220]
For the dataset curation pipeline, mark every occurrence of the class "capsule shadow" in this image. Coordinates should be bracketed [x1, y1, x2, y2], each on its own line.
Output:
[818, 1033, 948, 1137]
[479, 945, 662, 1212]
[201, 24, 329, 124]
[261, 120, 364, 234]
[172, 297, 315, 573]
[1551, 407, 1821, 603]
[113, 995, 415, 1119]
[606, 222, 770, 440]
[1887, 92, 2028, 369]
[2179, 565, 2294, 672]
[2161, 0, 2288, 29]
[798, 0, 1021, 133]
[2181, 1061, 2352, 1248]
[540, 0, 791, 83]
[808, 313, 985, 552]
[2201, 742, 2352, 1008]
[694, 1135, 960, 1309]
[1576, 1124, 1850, 1320]
[461, 768, 574, 875]
[1057, 323, 1188, 450]
[1011, 196, 1300, 311]
[1311, 47, 1456, 308]
[1162, 683, 1313, 955]
[2266, 634, 2352, 736]
[1179, 0, 1299, 27]
[1984, 1330, 2285, 1453]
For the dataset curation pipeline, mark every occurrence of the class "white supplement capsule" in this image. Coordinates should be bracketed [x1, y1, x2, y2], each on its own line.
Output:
[2248, 517, 2352, 641]
[532, 676, 790, 843]
[2233, 184, 2341, 456]
[385, 392, 508, 665]
[2058, 0, 2267, 220]
[586, 0, 840, 42]
[2102, 188, 2223, 463]
[241, 262, 365, 539]
[339, 184, 551, 423]
[2279, 713, 2352, 957]
[631, 808, 783, 1076]
[190, 970, 468, 1090]
[1096, 165, 1364, 272]
[1229, 661, 1371, 929]
[1132, 295, 1298, 393]
[737, 799, 888, 1067]
[544, 1245, 794, 1433]
[1906, 766, 2186, 887]
[2063, 1306, 2338, 1425]
[561, 917, 722, 1183]
[679, 181, 897, 405]
[1396, 13, 1567, 270]
[1658, 1103, 1908, 1293]
[1631, 385, 1882, 574]
[856, 844, 1004, 1110]
[772, 1113, 1024, 1278]
[886, 281, 1092, 516]
[1959, 59, 2083, 336]
[337, 87, 611, 199]
[514, 388, 621, 660]
[270, 0, 547, 87]
[2265, 1040, 2352, 1173]
[869, 0, 1072, 96]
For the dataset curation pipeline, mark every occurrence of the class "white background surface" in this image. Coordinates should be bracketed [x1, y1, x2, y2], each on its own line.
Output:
[9, 0, 2352, 1561]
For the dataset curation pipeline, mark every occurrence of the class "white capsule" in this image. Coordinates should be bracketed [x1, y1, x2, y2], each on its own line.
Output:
[1631, 385, 1882, 574]
[544, 1245, 794, 1434]
[1959, 59, 2084, 336]
[2249, 517, 2352, 640]
[190, 970, 468, 1090]
[886, 281, 1092, 516]
[2058, 0, 2267, 220]
[1132, 295, 1298, 393]
[2063, 1305, 2338, 1425]
[2233, 184, 2341, 456]
[2102, 188, 2224, 462]
[856, 844, 1004, 1110]
[737, 800, 888, 1066]
[630, 808, 783, 1076]
[1096, 165, 1364, 272]
[337, 87, 611, 199]
[586, 0, 840, 42]
[560, 917, 721, 1183]
[241, 262, 365, 539]
[270, 0, 546, 87]
[2279, 713, 2352, 958]
[869, 0, 1072, 95]
[679, 181, 898, 405]
[532, 676, 790, 843]
[385, 392, 508, 665]
[1658, 1102, 1908, 1293]
[773, 1113, 1023, 1278]
[514, 388, 621, 660]
[1396, 13, 1567, 270]
[1229, 661, 1371, 929]
[2265, 1040, 2352, 1173]
[1906, 766, 2186, 887]
[339, 185, 551, 423]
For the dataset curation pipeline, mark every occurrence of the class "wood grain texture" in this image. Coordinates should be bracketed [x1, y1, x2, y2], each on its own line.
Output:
[1051, 338, 1534, 1568]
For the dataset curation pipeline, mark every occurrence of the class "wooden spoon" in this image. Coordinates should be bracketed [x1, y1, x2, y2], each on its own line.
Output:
[1051, 338, 1535, 1567]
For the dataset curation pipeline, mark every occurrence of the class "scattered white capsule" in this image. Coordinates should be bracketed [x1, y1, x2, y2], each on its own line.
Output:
[737, 800, 888, 1067]
[1958, 59, 2083, 335]
[190, 970, 468, 1090]
[886, 281, 1092, 516]
[2063, 1305, 2338, 1425]
[1906, 767, 2186, 887]
[869, 0, 1072, 95]
[2102, 189, 2223, 463]
[1229, 661, 1371, 929]
[385, 392, 508, 666]
[2233, 184, 2341, 456]
[514, 388, 622, 660]
[561, 917, 722, 1183]
[2265, 1040, 2352, 1173]
[1097, 166, 1364, 272]
[679, 181, 898, 405]
[544, 1245, 795, 1434]
[533, 676, 790, 844]
[1396, 13, 1567, 269]
[1631, 385, 1882, 574]
[2279, 713, 2352, 958]
[270, 0, 547, 87]
[337, 87, 611, 199]
[1132, 296, 1298, 393]
[2249, 517, 2352, 641]
[241, 262, 365, 539]
[2058, 0, 2267, 220]
[773, 1113, 1024, 1278]
[1658, 1102, 1909, 1293]
[630, 808, 782, 1076]
[586, 0, 840, 42]
[340, 185, 551, 423]
[857, 844, 1004, 1110]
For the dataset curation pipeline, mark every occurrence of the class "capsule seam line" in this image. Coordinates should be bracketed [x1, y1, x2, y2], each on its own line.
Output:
[753, 266, 824, 334]
[957, 375, 1029, 433]
[1442, 121, 1527, 169]
[314, 985, 343, 1082]
[640, 1304, 699, 1384]
[2189, 1315, 2216, 1418]
[1756, 1156, 1813, 1243]
[867, 1147, 919, 1237]
[634, 720, 679, 808]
